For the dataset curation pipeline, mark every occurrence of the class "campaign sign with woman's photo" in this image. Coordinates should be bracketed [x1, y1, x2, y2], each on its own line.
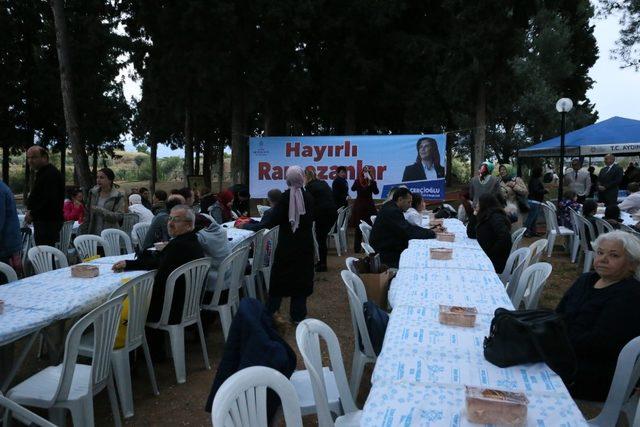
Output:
[249, 134, 447, 200]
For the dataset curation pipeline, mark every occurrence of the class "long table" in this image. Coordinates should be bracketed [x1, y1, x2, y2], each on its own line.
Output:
[360, 218, 588, 426]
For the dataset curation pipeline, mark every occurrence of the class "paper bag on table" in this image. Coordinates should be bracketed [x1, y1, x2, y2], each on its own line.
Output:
[359, 269, 393, 309]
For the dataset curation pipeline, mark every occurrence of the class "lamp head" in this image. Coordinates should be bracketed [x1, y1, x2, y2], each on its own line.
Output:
[556, 98, 574, 113]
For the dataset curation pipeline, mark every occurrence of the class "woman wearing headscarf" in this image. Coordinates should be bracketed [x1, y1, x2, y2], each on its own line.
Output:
[80, 167, 125, 235]
[469, 161, 500, 207]
[498, 164, 529, 229]
[350, 165, 379, 252]
[209, 190, 234, 224]
[261, 166, 315, 322]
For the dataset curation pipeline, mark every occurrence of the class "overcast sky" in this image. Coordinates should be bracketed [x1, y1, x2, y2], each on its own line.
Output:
[122, 10, 640, 158]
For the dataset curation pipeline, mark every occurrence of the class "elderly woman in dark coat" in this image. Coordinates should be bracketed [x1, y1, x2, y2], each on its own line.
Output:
[467, 193, 512, 273]
[263, 165, 315, 322]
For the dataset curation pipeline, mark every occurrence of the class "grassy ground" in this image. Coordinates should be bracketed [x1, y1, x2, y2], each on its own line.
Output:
[6, 229, 609, 426]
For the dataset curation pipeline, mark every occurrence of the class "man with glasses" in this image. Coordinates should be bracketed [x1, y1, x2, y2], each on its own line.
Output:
[113, 204, 204, 357]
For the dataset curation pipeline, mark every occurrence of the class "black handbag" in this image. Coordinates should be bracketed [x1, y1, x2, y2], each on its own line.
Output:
[483, 308, 576, 384]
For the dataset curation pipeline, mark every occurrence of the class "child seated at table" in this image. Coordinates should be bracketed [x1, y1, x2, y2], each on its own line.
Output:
[604, 205, 623, 229]
[558, 190, 581, 228]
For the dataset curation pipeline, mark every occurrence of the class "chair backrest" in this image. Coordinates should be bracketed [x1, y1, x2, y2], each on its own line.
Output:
[109, 270, 156, 349]
[594, 216, 615, 235]
[250, 229, 266, 275]
[574, 213, 596, 253]
[27, 245, 69, 274]
[120, 213, 139, 236]
[57, 220, 75, 253]
[73, 234, 107, 260]
[333, 206, 348, 233]
[341, 271, 375, 358]
[0, 261, 18, 283]
[0, 392, 56, 427]
[619, 223, 636, 234]
[257, 204, 270, 216]
[359, 222, 372, 245]
[132, 222, 151, 247]
[20, 227, 34, 265]
[519, 262, 553, 309]
[211, 366, 303, 427]
[370, 215, 376, 224]
[206, 246, 250, 310]
[361, 242, 375, 256]
[55, 294, 125, 403]
[499, 247, 530, 293]
[590, 336, 640, 426]
[101, 228, 134, 256]
[540, 203, 560, 234]
[262, 226, 279, 269]
[527, 238, 548, 265]
[340, 206, 352, 230]
[345, 257, 359, 275]
[511, 227, 526, 251]
[159, 257, 211, 326]
[200, 213, 215, 223]
[296, 319, 358, 427]
[312, 222, 320, 262]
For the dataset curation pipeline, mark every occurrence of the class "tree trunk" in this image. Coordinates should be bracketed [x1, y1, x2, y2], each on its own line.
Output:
[203, 141, 212, 189]
[445, 132, 454, 186]
[49, 0, 92, 196]
[23, 159, 30, 200]
[59, 139, 66, 186]
[473, 84, 487, 173]
[183, 107, 193, 186]
[150, 136, 158, 196]
[92, 148, 98, 180]
[230, 87, 247, 185]
[218, 143, 224, 192]
[2, 142, 9, 184]
[194, 144, 200, 175]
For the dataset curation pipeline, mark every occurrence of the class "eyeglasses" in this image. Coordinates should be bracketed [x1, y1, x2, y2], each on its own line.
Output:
[167, 216, 190, 223]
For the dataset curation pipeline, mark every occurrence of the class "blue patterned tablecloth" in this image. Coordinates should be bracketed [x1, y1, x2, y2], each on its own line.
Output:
[0, 256, 147, 346]
[361, 219, 587, 426]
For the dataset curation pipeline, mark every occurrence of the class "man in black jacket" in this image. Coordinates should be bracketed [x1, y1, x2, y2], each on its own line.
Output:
[370, 187, 436, 268]
[25, 146, 65, 246]
[332, 166, 349, 208]
[598, 154, 624, 206]
[239, 189, 281, 232]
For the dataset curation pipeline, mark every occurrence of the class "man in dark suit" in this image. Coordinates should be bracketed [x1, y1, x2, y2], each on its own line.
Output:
[598, 154, 624, 206]
[402, 137, 445, 182]
[369, 187, 436, 268]
[332, 166, 349, 208]
[239, 189, 281, 232]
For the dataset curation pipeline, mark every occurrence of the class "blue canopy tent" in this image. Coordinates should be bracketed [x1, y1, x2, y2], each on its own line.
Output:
[518, 116, 640, 158]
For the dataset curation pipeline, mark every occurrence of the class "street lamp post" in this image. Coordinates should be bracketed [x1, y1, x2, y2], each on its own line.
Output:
[556, 98, 573, 206]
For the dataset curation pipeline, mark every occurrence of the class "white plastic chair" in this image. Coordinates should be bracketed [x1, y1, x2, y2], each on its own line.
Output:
[147, 257, 212, 384]
[211, 366, 303, 427]
[594, 216, 615, 235]
[510, 227, 526, 252]
[6, 295, 125, 427]
[245, 230, 266, 299]
[200, 213, 215, 223]
[345, 257, 359, 275]
[370, 215, 376, 224]
[101, 229, 134, 256]
[339, 206, 352, 253]
[295, 319, 361, 427]
[499, 247, 530, 299]
[260, 226, 280, 293]
[202, 246, 251, 341]
[328, 207, 346, 256]
[574, 213, 596, 273]
[341, 271, 377, 399]
[526, 238, 548, 265]
[27, 245, 69, 274]
[361, 242, 375, 256]
[358, 221, 372, 246]
[312, 222, 320, 263]
[120, 213, 139, 237]
[0, 262, 18, 283]
[56, 220, 75, 260]
[0, 392, 56, 427]
[541, 202, 575, 257]
[73, 234, 107, 260]
[568, 207, 582, 263]
[587, 336, 640, 426]
[257, 204, 270, 217]
[132, 222, 151, 249]
[78, 271, 159, 418]
[512, 262, 553, 309]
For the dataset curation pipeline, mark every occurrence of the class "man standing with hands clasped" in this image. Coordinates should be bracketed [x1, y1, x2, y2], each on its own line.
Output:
[24, 146, 65, 246]
[564, 158, 591, 203]
[598, 154, 623, 206]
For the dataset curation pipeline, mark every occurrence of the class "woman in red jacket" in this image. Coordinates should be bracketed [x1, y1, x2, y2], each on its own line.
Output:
[63, 187, 84, 223]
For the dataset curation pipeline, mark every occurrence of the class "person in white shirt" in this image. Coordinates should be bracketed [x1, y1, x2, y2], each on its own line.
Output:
[128, 193, 154, 223]
[618, 182, 640, 214]
[564, 158, 591, 203]
[404, 192, 425, 226]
